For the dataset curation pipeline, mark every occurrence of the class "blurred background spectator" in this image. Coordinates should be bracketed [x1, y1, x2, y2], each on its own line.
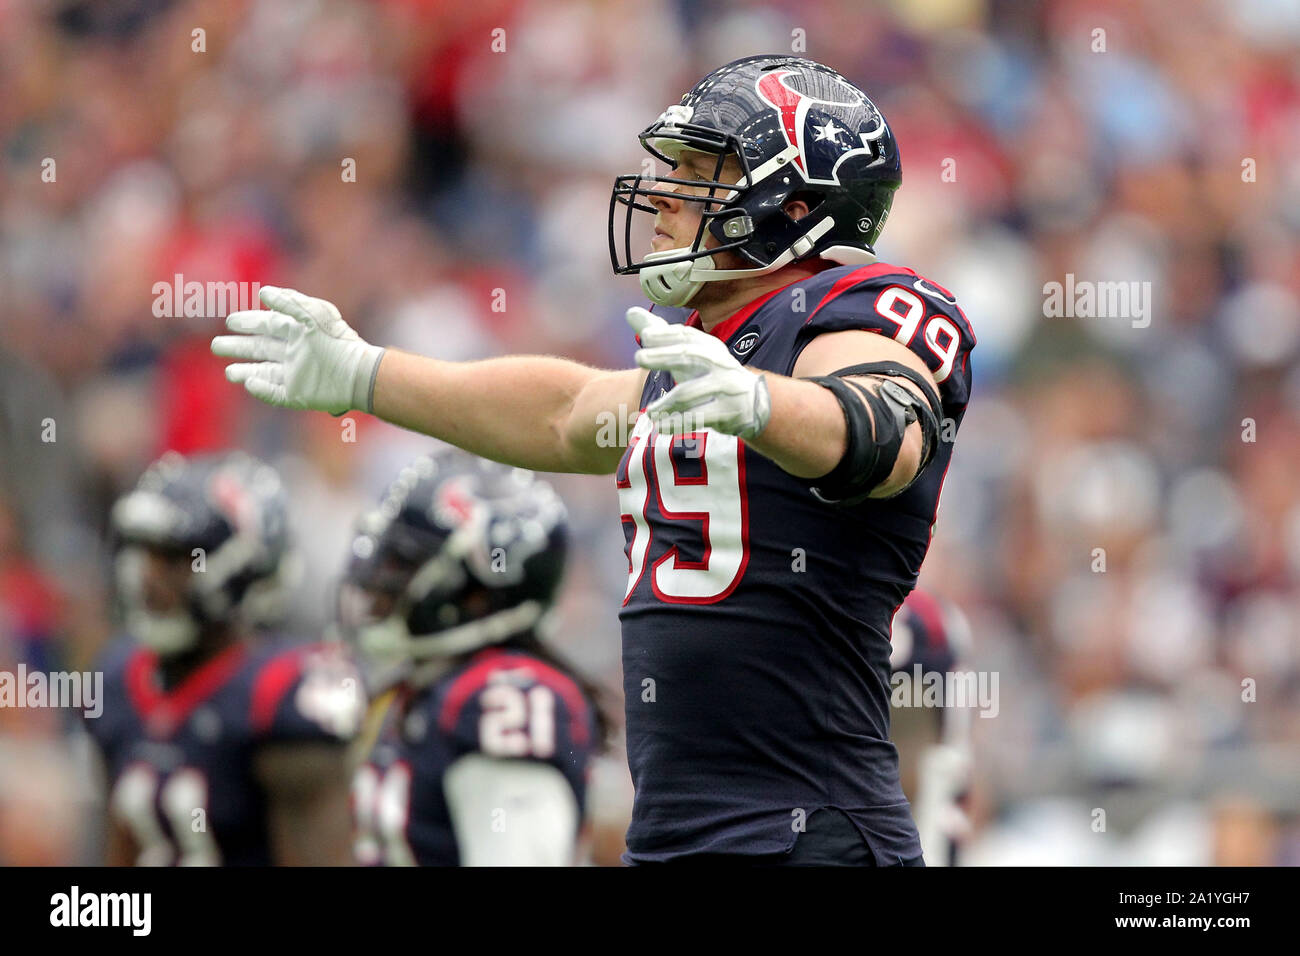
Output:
[1, 0, 1298, 864]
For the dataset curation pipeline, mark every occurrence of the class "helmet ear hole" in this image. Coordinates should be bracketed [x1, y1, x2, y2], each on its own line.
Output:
[784, 190, 824, 221]
[789, 190, 824, 211]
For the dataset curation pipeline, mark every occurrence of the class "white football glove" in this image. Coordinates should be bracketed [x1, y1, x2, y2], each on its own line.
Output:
[211, 286, 385, 415]
[627, 306, 771, 440]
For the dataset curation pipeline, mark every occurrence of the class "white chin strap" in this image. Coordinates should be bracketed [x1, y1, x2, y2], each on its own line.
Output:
[358, 600, 547, 689]
[128, 609, 200, 655]
[638, 217, 852, 308]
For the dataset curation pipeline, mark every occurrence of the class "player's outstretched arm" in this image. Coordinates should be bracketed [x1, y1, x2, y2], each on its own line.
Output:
[212, 286, 645, 475]
[256, 742, 355, 866]
[377, 349, 646, 475]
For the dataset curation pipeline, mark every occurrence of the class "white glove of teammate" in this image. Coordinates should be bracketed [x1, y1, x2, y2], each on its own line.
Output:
[211, 286, 385, 415]
[626, 306, 771, 440]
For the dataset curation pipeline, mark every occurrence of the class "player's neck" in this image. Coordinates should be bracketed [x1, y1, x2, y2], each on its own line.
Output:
[405, 654, 457, 690]
[156, 626, 239, 690]
[693, 259, 831, 333]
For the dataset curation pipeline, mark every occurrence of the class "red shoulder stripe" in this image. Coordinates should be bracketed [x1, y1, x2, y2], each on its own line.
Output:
[506, 654, 592, 749]
[804, 262, 916, 325]
[437, 647, 508, 735]
[903, 589, 949, 653]
[437, 648, 591, 747]
[249, 648, 307, 736]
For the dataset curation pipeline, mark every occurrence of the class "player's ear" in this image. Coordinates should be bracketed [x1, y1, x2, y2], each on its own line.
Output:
[783, 198, 811, 222]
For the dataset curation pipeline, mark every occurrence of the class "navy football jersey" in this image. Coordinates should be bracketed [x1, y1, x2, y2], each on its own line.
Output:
[616, 261, 975, 863]
[889, 588, 973, 868]
[85, 639, 363, 866]
[354, 646, 597, 866]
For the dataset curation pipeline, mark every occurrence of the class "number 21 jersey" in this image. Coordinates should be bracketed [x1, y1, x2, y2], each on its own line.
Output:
[354, 646, 597, 865]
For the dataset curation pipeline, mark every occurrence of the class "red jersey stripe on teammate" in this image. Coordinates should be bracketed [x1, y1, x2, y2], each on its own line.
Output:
[437, 647, 591, 747]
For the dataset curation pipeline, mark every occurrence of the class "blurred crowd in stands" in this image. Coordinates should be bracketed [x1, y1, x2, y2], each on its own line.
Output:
[2, 0, 1299, 864]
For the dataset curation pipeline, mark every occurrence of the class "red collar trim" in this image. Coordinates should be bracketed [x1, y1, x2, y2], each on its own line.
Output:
[125, 642, 248, 738]
[686, 271, 826, 344]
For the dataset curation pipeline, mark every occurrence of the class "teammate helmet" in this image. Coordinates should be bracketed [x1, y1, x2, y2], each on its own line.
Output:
[110, 450, 292, 655]
[339, 450, 568, 690]
[609, 54, 902, 307]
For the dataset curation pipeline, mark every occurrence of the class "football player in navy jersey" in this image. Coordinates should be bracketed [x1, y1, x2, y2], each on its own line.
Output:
[213, 54, 976, 865]
[341, 451, 602, 866]
[890, 589, 974, 867]
[86, 451, 365, 866]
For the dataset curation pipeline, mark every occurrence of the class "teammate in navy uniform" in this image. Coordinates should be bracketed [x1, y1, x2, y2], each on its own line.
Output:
[890, 588, 974, 867]
[86, 451, 364, 866]
[213, 54, 975, 865]
[343, 452, 601, 866]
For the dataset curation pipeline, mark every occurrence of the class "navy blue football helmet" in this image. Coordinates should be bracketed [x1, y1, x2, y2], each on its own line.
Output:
[339, 450, 569, 689]
[111, 450, 293, 654]
[610, 54, 902, 307]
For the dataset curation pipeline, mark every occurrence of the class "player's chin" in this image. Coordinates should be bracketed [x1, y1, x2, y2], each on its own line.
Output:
[650, 233, 683, 253]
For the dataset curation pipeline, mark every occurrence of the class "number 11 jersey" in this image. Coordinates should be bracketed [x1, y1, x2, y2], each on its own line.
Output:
[616, 261, 976, 864]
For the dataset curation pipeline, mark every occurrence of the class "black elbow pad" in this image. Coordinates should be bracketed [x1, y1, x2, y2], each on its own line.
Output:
[801, 363, 943, 506]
